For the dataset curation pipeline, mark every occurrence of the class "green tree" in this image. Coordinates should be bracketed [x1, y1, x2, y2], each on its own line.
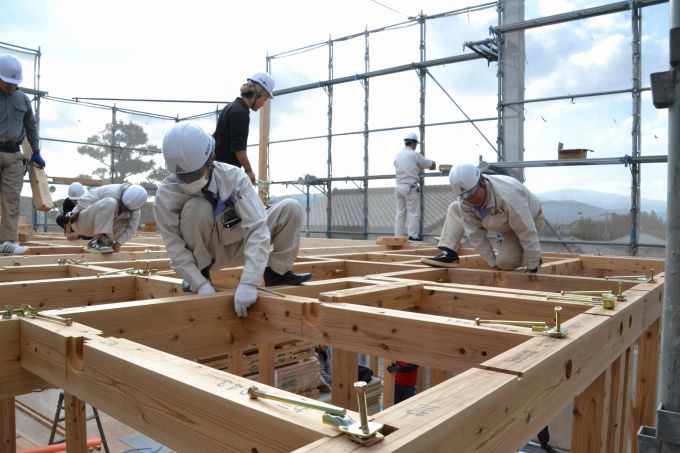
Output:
[77, 120, 167, 184]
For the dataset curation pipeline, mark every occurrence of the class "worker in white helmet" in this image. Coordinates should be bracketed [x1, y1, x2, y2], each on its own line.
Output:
[393, 132, 436, 241]
[154, 123, 311, 318]
[422, 163, 544, 272]
[212, 72, 275, 184]
[0, 54, 44, 255]
[65, 183, 148, 253]
[56, 182, 87, 231]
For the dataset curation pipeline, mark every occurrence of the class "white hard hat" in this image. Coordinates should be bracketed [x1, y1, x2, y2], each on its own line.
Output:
[162, 123, 214, 180]
[404, 132, 419, 143]
[67, 182, 85, 200]
[449, 163, 481, 198]
[121, 184, 148, 211]
[248, 72, 275, 97]
[0, 55, 23, 85]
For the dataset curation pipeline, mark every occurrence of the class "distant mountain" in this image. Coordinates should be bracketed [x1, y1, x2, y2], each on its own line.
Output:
[536, 189, 666, 219]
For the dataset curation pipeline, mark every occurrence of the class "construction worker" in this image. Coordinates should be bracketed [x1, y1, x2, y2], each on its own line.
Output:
[154, 123, 311, 318]
[56, 182, 85, 230]
[212, 72, 275, 184]
[0, 54, 44, 255]
[387, 361, 419, 403]
[393, 132, 435, 241]
[422, 163, 543, 271]
[65, 183, 148, 253]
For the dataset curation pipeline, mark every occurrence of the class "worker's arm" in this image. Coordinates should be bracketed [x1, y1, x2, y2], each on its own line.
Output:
[234, 149, 256, 183]
[415, 154, 436, 171]
[115, 209, 141, 246]
[228, 175, 270, 286]
[154, 186, 209, 291]
[507, 199, 542, 270]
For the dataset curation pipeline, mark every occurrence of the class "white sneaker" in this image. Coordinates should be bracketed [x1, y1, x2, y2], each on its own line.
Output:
[85, 239, 114, 254]
[0, 241, 28, 255]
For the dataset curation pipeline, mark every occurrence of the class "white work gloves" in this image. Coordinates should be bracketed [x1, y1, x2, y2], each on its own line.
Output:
[234, 283, 258, 318]
[196, 281, 216, 295]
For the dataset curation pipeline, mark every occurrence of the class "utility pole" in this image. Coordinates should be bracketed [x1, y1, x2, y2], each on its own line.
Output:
[638, 1, 680, 451]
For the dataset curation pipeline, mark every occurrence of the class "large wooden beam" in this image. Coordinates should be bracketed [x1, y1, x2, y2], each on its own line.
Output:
[22, 137, 53, 211]
[0, 250, 168, 267]
[19, 319, 335, 453]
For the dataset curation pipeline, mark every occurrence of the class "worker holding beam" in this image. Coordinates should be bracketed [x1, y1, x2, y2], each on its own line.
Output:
[422, 163, 544, 272]
[155, 123, 311, 318]
[0, 54, 44, 255]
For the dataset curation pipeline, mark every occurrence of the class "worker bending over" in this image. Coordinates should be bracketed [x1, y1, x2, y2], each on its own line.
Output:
[213, 72, 274, 184]
[65, 183, 148, 253]
[393, 132, 436, 241]
[154, 123, 311, 318]
[422, 163, 543, 271]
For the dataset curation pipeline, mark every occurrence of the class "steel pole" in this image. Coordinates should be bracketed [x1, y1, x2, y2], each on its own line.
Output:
[659, 1, 680, 452]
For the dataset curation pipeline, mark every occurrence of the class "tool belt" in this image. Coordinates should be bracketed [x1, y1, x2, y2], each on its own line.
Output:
[0, 142, 20, 153]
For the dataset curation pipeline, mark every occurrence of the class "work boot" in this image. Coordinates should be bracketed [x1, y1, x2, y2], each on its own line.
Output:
[408, 236, 423, 241]
[0, 241, 27, 255]
[263, 267, 312, 286]
[85, 239, 114, 254]
[421, 248, 460, 268]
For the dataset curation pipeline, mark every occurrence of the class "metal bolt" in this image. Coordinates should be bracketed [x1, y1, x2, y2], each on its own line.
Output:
[648, 269, 656, 283]
[554, 306, 563, 333]
[354, 381, 369, 434]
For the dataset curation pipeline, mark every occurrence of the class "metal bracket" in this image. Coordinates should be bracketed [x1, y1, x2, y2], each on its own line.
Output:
[638, 404, 680, 451]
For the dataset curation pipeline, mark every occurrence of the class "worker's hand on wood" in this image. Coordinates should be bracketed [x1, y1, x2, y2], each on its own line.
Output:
[112, 241, 121, 253]
[66, 232, 77, 241]
[234, 282, 258, 317]
[29, 150, 45, 168]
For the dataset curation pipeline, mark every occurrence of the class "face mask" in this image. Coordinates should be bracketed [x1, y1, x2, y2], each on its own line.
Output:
[180, 175, 208, 194]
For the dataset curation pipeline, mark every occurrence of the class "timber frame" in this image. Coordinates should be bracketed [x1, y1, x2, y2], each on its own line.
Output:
[0, 236, 664, 452]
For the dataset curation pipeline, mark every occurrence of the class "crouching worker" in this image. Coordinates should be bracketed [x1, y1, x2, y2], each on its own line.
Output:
[422, 163, 543, 272]
[154, 123, 311, 318]
[65, 183, 148, 253]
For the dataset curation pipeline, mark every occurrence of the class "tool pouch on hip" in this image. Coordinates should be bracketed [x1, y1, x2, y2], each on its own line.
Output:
[221, 198, 241, 230]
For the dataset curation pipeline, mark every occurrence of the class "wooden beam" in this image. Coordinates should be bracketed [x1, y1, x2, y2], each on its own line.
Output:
[19, 319, 335, 453]
[0, 319, 48, 398]
[309, 303, 530, 372]
[571, 370, 607, 452]
[0, 275, 137, 311]
[0, 250, 168, 267]
[22, 137, 53, 211]
[318, 282, 422, 310]
[0, 397, 16, 453]
[64, 392, 87, 453]
[579, 255, 665, 274]
[630, 319, 661, 453]
[331, 349, 358, 410]
[258, 97, 270, 185]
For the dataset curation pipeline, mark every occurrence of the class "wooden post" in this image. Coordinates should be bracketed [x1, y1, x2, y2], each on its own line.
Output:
[571, 371, 607, 452]
[258, 343, 275, 386]
[370, 355, 379, 376]
[64, 392, 87, 453]
[331, 348, 357, 410]
[630, 319, 661, 453]
[430, 368, 453, 387]
[382, 359, 395, 409]
[257, 99, 271, 205]
[0, 397, 16, 453]
[605, 354, 625, 453]
[21, 137, 53, 211]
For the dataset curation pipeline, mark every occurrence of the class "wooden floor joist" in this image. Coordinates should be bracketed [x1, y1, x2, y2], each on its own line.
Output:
[0, 233, 665, 452]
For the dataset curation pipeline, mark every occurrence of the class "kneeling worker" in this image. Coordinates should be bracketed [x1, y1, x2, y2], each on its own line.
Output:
[423, 163, 543, 272]
[65, 183, 148, 253]
[154, 123, 311, 318]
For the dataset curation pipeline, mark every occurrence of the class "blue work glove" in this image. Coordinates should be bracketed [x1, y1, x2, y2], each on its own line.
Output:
[30, 150, 45, 168]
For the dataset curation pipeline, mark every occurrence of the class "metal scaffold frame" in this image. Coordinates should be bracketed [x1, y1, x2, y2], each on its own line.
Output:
[259, 0, 669, 256]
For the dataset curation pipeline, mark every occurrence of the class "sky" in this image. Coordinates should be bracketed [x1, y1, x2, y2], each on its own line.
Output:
[1, 0, 671, 206]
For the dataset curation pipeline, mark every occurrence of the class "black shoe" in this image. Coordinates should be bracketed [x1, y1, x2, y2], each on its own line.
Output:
[421, 249, 460, 268]
[408, 236, 423, 241]
[540, 444, 556, 453]
[181, 280, 192, 292]
[264, 267, 313, 286]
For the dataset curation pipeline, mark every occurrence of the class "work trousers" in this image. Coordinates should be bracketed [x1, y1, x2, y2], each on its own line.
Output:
[437, 201, 524, 270]
[180, 197, 303, 277]
[394, 385, 416, 404]
[394, 183, 420, 238]
[73, 197, 128, 240]
[0, 152, 25, 242]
